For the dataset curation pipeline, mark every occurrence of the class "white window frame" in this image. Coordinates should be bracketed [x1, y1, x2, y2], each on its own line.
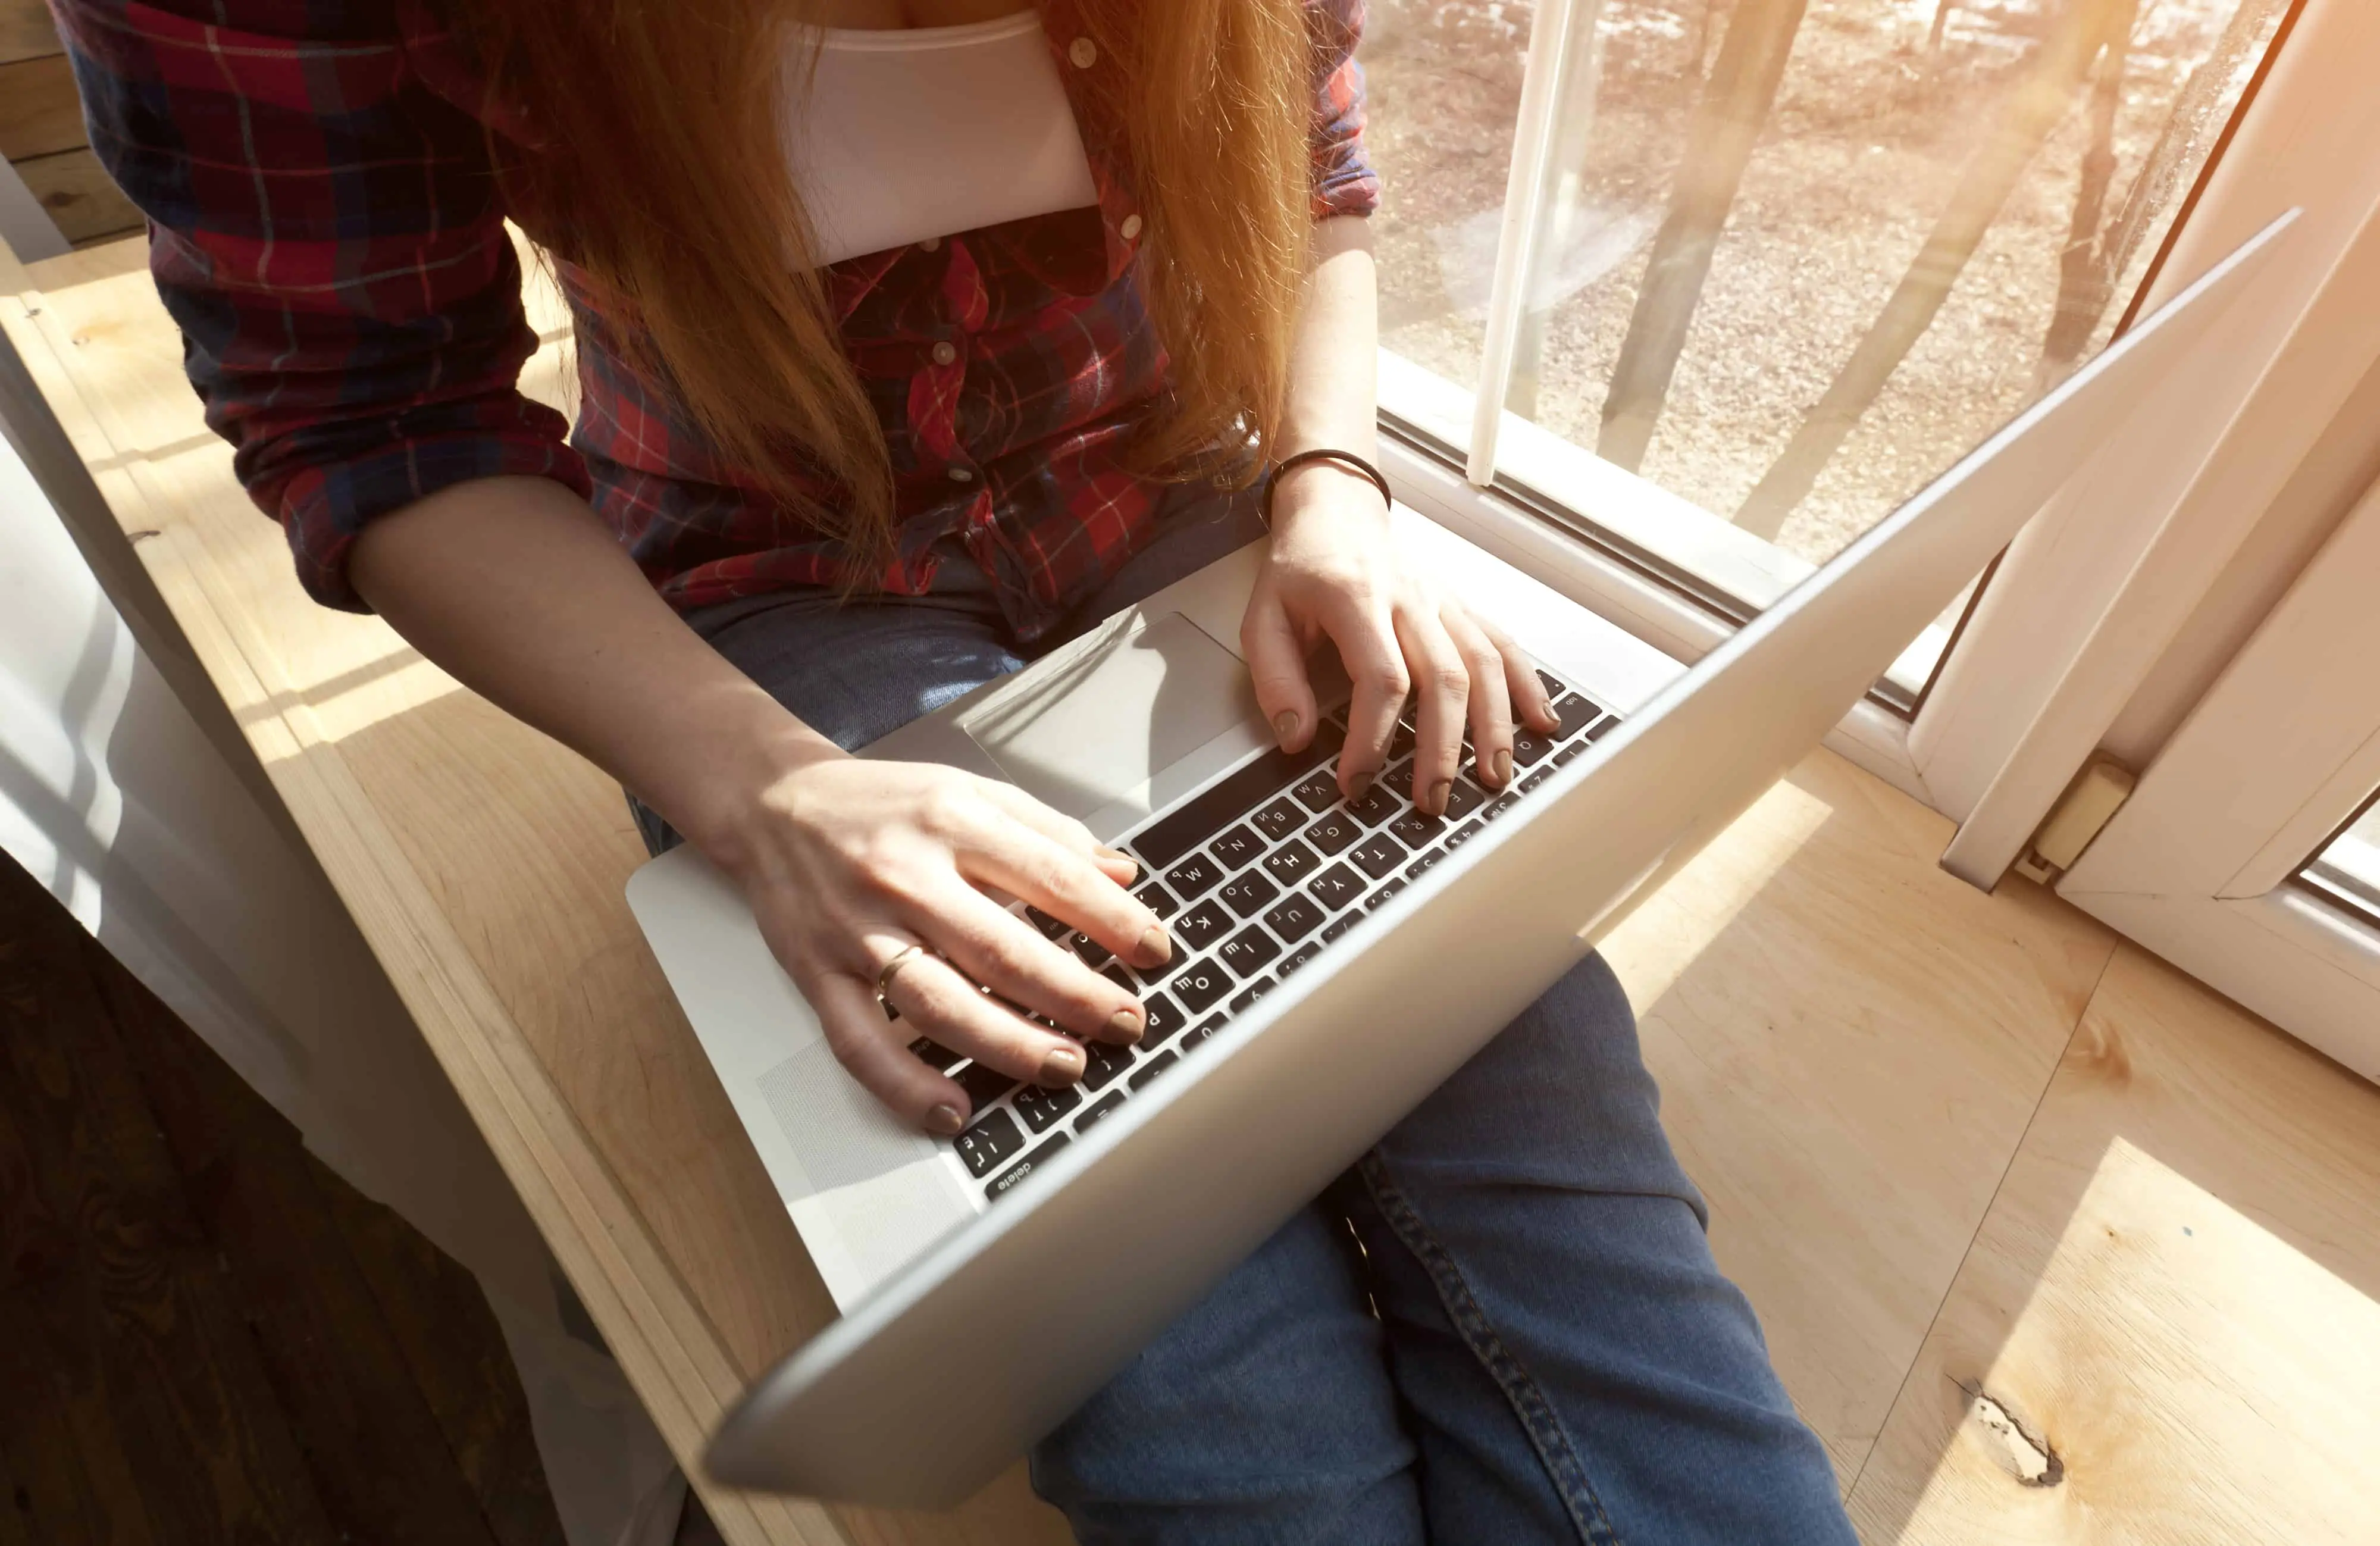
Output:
[2055, 471, 2380, 1085]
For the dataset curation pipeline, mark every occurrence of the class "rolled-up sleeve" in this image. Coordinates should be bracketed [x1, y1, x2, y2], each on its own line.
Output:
[54, 0, 590, 612]
[1305, 0, 1380, 221]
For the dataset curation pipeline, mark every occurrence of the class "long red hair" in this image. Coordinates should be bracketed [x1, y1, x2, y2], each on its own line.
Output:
[458, 0, 1314, 568]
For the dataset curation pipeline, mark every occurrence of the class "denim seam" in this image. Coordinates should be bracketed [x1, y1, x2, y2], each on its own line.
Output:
[1358, 1150, 1624, 1546]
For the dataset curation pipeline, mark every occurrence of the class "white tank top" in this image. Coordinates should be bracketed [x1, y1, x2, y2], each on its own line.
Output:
[783, 12, 1100, 267]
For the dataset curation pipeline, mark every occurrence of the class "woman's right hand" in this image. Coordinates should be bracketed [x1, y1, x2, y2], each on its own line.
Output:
[700, 749, 1173, 1135]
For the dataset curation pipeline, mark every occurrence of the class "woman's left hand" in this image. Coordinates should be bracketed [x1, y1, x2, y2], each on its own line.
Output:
[1240, 464, 1561, 818]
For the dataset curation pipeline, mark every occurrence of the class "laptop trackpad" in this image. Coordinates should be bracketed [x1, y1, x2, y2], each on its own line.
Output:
[959, 612, 1260, 821]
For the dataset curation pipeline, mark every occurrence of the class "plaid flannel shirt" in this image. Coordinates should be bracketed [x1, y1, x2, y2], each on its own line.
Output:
[54, 0, 1378, 639]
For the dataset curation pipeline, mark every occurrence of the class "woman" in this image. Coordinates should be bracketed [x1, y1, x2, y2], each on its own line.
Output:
[60, 0, 1856, 1539]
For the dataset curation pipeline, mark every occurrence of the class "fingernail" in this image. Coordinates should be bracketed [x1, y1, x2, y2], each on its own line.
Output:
[927, 1103, 965, 1136]
[1108, 1007, 1145, 1044]
[1134, 924, 1173, 967]
[1346, 769, 1374, 802]
[1427, 777, 1451, 816]
[1494, 748, 1513, 785]
[1273, 709, 1301, 746]
[1039, 1044, 1085, 1086]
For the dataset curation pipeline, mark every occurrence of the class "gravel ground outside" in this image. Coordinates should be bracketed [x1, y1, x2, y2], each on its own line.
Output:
[1357, 0, 2276, 572]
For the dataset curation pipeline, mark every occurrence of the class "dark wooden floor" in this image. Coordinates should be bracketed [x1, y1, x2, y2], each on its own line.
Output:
[0, 850, 566, 1546]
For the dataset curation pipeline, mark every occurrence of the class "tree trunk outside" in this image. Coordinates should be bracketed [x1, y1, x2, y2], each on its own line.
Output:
[1595, 0, 1809, 472]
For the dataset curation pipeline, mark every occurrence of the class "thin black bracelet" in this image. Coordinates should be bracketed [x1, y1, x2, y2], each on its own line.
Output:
[1261, 448, 1393, 527]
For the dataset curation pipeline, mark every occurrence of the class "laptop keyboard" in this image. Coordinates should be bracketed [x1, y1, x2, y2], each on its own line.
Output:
[922, 669, 1621, 1203]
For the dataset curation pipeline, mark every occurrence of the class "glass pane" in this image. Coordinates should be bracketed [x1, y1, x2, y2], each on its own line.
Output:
[1435, 0, 2290, 683]
[2301, 797, 2380, 925]
[1361, 3, 1538, 412]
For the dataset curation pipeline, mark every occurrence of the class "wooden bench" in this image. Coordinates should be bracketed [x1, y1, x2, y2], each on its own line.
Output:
[0, 234, 1072, 1546]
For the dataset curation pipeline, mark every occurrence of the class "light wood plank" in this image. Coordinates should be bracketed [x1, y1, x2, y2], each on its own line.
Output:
[1600, 750, 2119, 1485]
[0, 54, 85, 161]
[14, 148, 139, 247]
[1845, 944, 2380, 1542]
[0, 0, 58, 66]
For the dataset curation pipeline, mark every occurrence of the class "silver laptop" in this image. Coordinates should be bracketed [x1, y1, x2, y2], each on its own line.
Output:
[626, 215, 2288, 1507]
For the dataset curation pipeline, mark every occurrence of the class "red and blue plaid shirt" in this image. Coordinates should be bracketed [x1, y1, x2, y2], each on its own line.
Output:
[54, 0, 1377, 639]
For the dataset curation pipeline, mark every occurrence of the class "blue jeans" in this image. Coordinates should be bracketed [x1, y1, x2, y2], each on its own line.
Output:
[633, 489, 1853, 1544]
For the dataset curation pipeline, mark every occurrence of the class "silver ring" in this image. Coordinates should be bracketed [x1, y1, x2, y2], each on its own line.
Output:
[874, 943, 927, 1017]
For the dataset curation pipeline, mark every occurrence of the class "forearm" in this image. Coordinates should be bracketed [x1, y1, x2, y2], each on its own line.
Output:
[347, 476, 829, 863]
[1279, 214, 1380, 465]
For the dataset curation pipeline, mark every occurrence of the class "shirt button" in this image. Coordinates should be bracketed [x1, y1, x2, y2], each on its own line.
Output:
[919, 236, 941, 252]
[1119, 213, 1143, 241]
[1068, 36, 1097, 68]
[948, 467, 975, 483]
[931, 341, 957, 365]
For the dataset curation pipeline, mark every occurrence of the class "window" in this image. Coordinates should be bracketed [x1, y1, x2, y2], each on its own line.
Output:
[1361, 0, 2294, 700]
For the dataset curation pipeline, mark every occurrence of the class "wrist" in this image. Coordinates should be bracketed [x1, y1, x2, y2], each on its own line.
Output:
[656, 697, 847, 875]
[1270, 456, 1391, 530]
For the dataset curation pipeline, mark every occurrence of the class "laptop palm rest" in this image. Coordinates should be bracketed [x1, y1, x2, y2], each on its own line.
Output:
[959, 611, 1265, 825]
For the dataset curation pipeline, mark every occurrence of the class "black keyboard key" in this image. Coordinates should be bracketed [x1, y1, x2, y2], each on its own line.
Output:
[1228, 977, 1277, 1014]
[1251, 797, 1306, 842]
[1520, 766, 1553, 793]
[1345, 782, 1403, 828]
[956, 1061, 1020, 1112]
[1290, 768, 1340, 812]
[1217, 871, 1279, 919]
[1081, 1039, 1136, 1091]
[1388, 808, 1445, 847]
[1349, 833, 1407, 881]
[1210, 823, 1263, 869]
[1308, 863, 1364, 910]
[1380, 758, 1413, 800]
[1075, 1092, 1126, 1135]
[1100, 962, 1139, 997]
[1442, 780, 1484, 819]
[1166, 852, 1225, 900]
[1141, 991, 1185, 1046]
[953, 1108, 1025, 1178]
[1133, 880, 1179, 919]
[1012, 1081, 1083, 1134]
[1170, 960, 1232, 1013]
[1128, 1050, 1179, 1091]
[1132, 722, 1346, 867]
[1277, 941, 1321, 978]
[1320, 912, 1364, 944]
[1480, 792, 1521, 822]
[1304, 810, 1363, 855]
[1023, 906, 1070, 940]
[1175, 899, 1234, 950]
[1183, 1015, 1224, 1049]
[1264, 892, 1327, 943]
[1552, 693, 1600, 740]
[1536, 668, 1567, 700]
[987, 1132, 1068, 1200]
[1511, 728, 1554, 768]
[908, 1036, 964, 1072]
[1587, 714, 1620, 741]
[1552, 741, 1585, 768]
[1364, 878, 1409, 911]
[1263, 839, 1320, 886]
[1069, 930, 1113, 968]
[1444, 818, 1485, 851]
[1405, 849, 1445, 880]
[1218, 926, 1280, 979]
